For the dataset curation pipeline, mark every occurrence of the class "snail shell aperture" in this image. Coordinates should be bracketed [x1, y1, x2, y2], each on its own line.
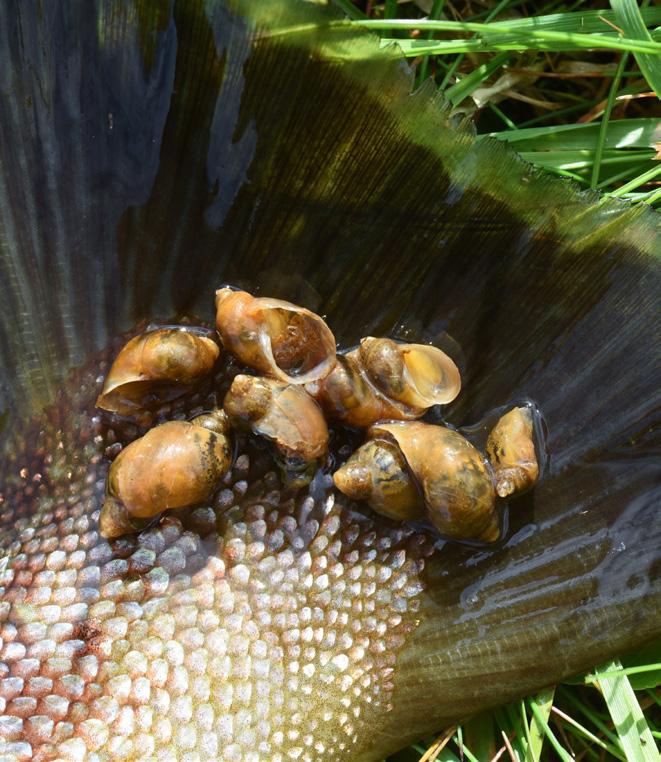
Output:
[99, 409, 232, 539]
[308, 338, 460, 429]
[486, 406, 539, 497]
[334, 421, 499, 543]
[215, 287, 337, 384]
[223, 373, 329, 486]
[359, 337, 461, 408]
[96, 327, 220, 418]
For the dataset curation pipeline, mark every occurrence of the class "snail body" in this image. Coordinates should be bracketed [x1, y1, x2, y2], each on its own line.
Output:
[486, 406, 539, 497]
[224, 373, 329, 486]
[309, 338, 460, 429]
[334, 421, 499, 543]
[99, 409, 232, 539]
[96, 327, 220, 418]
[215, 287, 337, 384]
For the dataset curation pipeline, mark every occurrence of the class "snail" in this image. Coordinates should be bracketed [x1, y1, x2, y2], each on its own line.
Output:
[332, 437, 424, 522]
[215, 287, 337, 384]
[223, 373, 329, 487]
[99, 409, 232, 539]
[486, 406, 539, 497]
[334, 420, 500, 543]
[307, 337, 460, 428]
[359, 337, 461, 408]
[96, 326, 220, 418]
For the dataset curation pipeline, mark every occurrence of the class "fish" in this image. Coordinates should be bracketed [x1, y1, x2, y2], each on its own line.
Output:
[0, 1, 659, 760]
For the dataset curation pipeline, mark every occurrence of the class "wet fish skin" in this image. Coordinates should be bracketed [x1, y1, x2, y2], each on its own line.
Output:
[0, 351, 435, 761]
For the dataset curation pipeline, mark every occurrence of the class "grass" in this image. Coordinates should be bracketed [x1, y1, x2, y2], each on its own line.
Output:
[336, 0, 661, 207]
[335, 0, 660, 758]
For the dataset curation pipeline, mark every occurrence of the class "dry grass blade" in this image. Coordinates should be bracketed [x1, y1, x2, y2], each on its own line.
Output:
[419, 725, 457, 761]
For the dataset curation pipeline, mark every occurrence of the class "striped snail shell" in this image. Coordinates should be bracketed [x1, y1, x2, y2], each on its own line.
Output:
[334, 420, 499, 543]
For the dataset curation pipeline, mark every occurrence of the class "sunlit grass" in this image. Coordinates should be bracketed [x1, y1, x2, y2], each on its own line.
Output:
[338, 0, 660, 207]
[335, 0, 660, 758]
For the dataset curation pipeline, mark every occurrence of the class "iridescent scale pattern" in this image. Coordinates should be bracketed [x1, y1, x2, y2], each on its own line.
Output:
[0, 349, 433, 761]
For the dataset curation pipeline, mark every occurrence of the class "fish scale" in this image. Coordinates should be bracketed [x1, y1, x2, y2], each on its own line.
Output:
[0, 350, 433, 761]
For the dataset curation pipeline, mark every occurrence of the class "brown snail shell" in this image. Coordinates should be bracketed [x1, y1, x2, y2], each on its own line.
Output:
[96, 327, 220, 418]
[99, 409, 232, 539]
[334, 421, 499, 543]
[215, 288, 336, 384]
[308, 339, 460, 429]
[307, 354, 420, 428]
[333, 438, 424, 521]
[486, 406, 539, 497]
[223, 374, 329, 486]
[358, 337, 461, 408]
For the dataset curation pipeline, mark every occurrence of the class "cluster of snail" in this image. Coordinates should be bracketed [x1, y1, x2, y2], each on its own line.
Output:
[96, 287, 539, 543]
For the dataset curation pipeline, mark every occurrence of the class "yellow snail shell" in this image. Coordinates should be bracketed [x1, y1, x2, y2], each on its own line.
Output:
[99, 410, 232, 539]
[358, 337, 461, 408]
[215, 287, 336, 384]
[308, 338, 460, 429]
[486, 406, 539, 497]
[333, 438, 424, 521]
[307, 354, 420, 428]
[96, 327, 220, 417]
[334, 421, 499, 543]
[223, 374, 329, 486]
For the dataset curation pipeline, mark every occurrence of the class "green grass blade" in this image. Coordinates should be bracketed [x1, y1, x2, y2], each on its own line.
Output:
[358, 8, 661, 35]
[550, 705, 627, 760]
[596, 162, 651, 189]
[417, 0, 446, 85]
[618, 639, 661, 690]
[483, 118, 661, 150]
[332, 0, 366, 21]
[528, 699, 573, 762]
[435, 748, 461, 761]
[591, 53, 629, 188]
[463, 712, 496, 761]
[585, 660, 661, 677]
[445, 51, 511, 105]
[526, 688, 555, 762]
[438, 0, 510, 91]
[643, 188, 661, 204]
[593, 658, 659, 762]
[377, 32, 660, 56]
[355, 10, 661, 55]
[611, 0, 661, 97]
[517, 148, 654, 170]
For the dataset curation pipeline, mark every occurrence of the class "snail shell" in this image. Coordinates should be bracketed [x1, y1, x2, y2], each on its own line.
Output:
[307, 354, 420, 429]
[358, 337, 461, 408]
[486, 406, 539, 497]
[215, 288, 336, 384]
[334, 421, 499, 543]
[308, 338, 460, 429]
[333, 438, 424, 521]
[96, 327, 220, 418]
[99, 410, 232, 539]
[223, 374, 329, 486]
